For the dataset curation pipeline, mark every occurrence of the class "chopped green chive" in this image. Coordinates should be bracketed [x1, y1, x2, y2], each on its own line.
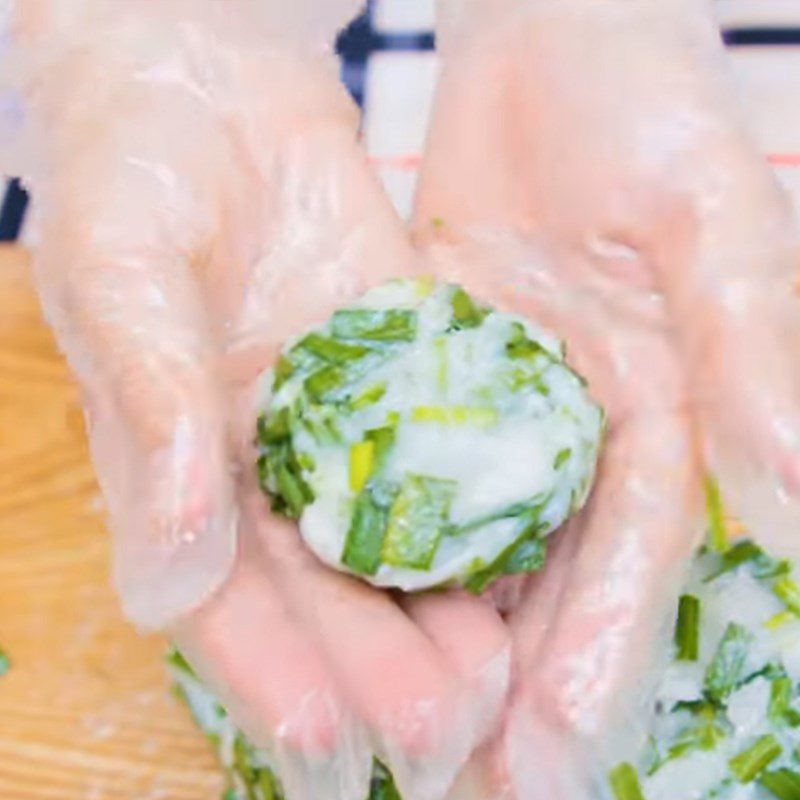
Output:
[769, 674, 800, 727]
[501, 535, 548, 576]
[256, 768, 279, 800]
[759, 768, 800, 799]
[449, 287, 490, 331]
[291, 332, 371, 364]
[381, 475, 457, 570]
[370, 760, 402, 800]
[434, 337, 448, 391]
[464, 519, 549, 594]
[675, 594, 701, 661]
[349, 383, 387, 411]
[506, 322, 551, 361]
[705, 476, 728, 553]
[257, 407, 291, 445]
[349, 440, 376, 493]
[272, 355, 295, 392]
[273, 460, 314, 519]
[705, 539, 789, 583]
[656, 721, 726, 773]
[166, 649, 197, 680]
[554, 448, 571, 470]
[364, 425, 396, 470]
[342, 483, 396, 576]
[766, 611, 797, 631]
[304, 365, 348, 402]
[774, 577, 800, 618]
[331, 309, 418, 342]
[770, 676, 793, 724]
[608, 762, 646, 800]
[449, 496, 549, 538]
[729, 734, 783, 783]
[704, 622, 752, 703]
[410, 405, 499, 427]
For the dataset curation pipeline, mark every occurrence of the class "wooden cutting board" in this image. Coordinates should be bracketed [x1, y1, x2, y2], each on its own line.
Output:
[0, 246, 223, 800]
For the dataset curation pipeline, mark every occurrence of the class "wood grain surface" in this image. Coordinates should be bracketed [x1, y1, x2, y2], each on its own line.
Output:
[0, 246, 223, 800]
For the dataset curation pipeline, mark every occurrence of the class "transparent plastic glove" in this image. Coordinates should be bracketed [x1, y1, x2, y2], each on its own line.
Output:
[1, 3, 510, 797]
[422, 0, 800, 561]
[410, 0, 792, 795]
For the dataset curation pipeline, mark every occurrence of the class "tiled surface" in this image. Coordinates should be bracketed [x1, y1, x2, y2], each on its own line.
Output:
[3, 0, 800, 237]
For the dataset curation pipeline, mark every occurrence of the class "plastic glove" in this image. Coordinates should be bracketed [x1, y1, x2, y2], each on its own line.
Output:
[413, 0, 798, 794]
[1, 2, 510, 798]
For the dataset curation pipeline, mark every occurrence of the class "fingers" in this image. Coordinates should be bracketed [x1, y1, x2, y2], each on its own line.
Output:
[240, 486, 499, 800]
[505, 410, 700, 799]
[17, 30, 242, 627]
[172, 530, 372, 800]
[651, 142, 800, 557]
[401, 591, 511, 732]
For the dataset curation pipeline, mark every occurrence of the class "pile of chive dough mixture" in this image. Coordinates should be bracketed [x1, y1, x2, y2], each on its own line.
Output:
[608, 531, 800, 800]
[256, 278, 604, 593]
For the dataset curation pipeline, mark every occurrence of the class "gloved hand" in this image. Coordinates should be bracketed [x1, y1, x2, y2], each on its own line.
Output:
[414, 0, 800, 796]
[2, 2, 510, 799]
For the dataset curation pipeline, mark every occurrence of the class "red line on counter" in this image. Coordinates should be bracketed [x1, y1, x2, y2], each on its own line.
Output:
[768, 153, 800, 167]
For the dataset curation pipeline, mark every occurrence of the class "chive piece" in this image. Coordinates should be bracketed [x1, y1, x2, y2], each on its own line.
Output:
[448, 495, 549, 538]
[272, 355, 295, 392]
[0, 647, 10, 678]
[291, 332, 371, 365]
[502, 535, 548, 575]
[705, 476, 728, 553]
[675, 594, 701, 662]
[770, 676, 793, 724]
[331, 309, 418, 342]
[449, 287, 490, 331]
[608, 763, 646, 800]
[222, 788, 238, 800]
[769, 674, 800, 727]
[233, 735, 260, 800]
[506, 321, 558, 361]
[705, 539, 790, 583]
[704, 622, 752, 703]
[274, 462, 314, 519]
[256, 768, 278, 800]
[730, 734, 783, 783]
[410, 405, 499, 427]
[554, 448, 571, 470]
[370, 760, 402, 800]
[304, 365, 348, 402]
[774, 577, 800, 618]
[434, 337, 448, 391]
[649, 720, 727, 775]
[759, 768, 800, 799]
[381, 475, 457, 570]
[349, 440, 376, 493]
[365, 425, 396, 470]
[166, 649, 197, 680]
[465, 519, 549, 594]
[349, 383, 387, 411]
[766, 611, 797, 631]
[341, 483, 395, 576]
[257, 408, 292, 445]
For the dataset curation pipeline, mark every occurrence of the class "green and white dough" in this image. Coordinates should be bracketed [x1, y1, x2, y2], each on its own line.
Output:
[609, 537, 800, 800]
[257, 279, 604, 593]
